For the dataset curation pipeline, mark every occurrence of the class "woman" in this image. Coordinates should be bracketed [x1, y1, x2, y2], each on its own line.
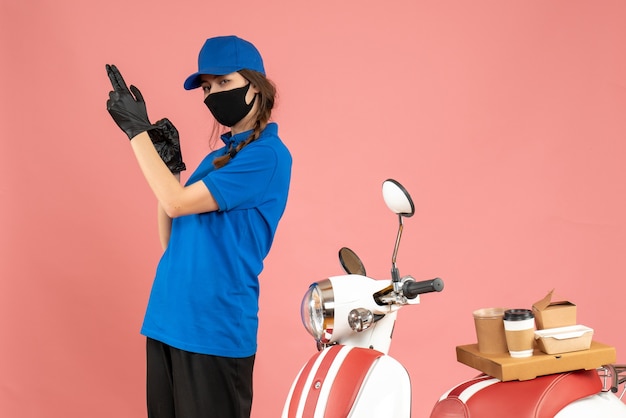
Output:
[105, 35, 292, 418]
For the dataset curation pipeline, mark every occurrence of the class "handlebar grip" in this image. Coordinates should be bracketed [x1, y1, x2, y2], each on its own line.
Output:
[402, 278, 444, 299]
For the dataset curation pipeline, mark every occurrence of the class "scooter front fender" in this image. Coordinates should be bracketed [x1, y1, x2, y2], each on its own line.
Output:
[282, 344, 412, 418]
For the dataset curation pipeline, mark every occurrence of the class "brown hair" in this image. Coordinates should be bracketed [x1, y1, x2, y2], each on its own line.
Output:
[212, 70, 277, 169]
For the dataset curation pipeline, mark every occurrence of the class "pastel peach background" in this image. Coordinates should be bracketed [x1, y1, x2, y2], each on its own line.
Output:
[2, 1, 625, 417]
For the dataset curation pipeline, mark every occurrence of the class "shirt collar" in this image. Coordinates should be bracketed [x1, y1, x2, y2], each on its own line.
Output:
[220, 129, 251, 149]
[219, 122, 278, 148]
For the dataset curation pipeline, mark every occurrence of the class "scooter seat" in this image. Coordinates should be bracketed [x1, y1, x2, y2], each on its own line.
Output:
[429, 369, 602, 418]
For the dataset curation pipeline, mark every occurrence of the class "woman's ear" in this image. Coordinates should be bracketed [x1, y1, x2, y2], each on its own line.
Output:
[246, 83, 260, 106]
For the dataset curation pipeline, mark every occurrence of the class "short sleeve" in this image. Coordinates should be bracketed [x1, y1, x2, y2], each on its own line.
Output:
[202, 142, 280, 211]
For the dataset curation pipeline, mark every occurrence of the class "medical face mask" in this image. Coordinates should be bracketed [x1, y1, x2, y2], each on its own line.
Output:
[204, 83, 256, 127]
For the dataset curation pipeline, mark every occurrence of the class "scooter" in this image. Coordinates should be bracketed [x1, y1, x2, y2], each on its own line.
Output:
[282, 179, 626, 417]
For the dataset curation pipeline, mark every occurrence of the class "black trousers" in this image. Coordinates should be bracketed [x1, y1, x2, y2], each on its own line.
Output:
[146, 338, 255, 418]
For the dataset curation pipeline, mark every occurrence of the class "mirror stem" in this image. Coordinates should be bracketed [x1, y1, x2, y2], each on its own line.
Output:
[391, 214, 404, 287]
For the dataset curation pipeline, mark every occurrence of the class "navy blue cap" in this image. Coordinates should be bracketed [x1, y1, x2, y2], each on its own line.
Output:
[183, 35, 265, 90]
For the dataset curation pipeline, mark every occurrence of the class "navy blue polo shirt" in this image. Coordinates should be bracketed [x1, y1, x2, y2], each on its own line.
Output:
[141, 122, 291, 357]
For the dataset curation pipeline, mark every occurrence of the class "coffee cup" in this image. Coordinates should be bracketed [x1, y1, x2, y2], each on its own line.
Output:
[503, 309, 535, 358]
[473, 308, 508, 354]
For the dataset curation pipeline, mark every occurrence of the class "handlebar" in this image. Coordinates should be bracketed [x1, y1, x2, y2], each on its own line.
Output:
[402, 278, 444, 299]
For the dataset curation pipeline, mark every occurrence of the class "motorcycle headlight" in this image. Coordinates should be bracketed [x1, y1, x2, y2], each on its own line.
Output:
[300, 279, 334, 343]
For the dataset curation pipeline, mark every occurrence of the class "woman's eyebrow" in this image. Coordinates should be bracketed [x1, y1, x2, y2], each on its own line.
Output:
[201, 75, 225, 84]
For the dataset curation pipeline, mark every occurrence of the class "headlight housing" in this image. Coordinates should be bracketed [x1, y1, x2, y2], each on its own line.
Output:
[300, 279, 334, 343]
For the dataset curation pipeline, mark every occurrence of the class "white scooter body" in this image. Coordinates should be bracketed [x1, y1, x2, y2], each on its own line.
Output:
[283, 179, 626, 417]
[556, 392, 626, 417]
[282, 275, 414, 418]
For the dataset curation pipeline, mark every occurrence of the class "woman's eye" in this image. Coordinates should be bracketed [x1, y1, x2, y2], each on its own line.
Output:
[202, 86, 210, 93]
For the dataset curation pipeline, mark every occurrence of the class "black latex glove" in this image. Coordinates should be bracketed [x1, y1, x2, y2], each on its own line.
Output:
[106, 64, 156, 140]
[148, 118, 187, 173]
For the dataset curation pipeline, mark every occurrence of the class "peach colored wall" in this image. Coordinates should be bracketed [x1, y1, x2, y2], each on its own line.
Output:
[2, 1, 625, 417]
